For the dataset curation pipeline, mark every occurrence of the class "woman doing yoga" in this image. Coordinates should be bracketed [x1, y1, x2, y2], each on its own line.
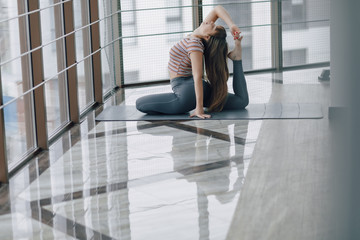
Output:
[136, 5, 249, 119]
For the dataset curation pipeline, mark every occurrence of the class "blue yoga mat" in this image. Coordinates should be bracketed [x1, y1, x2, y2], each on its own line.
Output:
[95, 103, 323, 121]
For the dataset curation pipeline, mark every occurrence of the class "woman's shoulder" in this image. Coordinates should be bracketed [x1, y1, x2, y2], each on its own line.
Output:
[182, 37, 204, 48]
[184, 36, 203, 43]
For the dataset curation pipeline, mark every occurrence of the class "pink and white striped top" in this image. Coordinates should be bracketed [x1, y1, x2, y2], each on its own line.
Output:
[168, 37, 204, 76]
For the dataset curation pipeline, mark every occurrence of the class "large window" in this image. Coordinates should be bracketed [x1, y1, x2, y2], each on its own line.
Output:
[0, 0, 36, 169]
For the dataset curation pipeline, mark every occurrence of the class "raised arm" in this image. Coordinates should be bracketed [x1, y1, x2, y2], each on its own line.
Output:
[203, 5, 241, 39]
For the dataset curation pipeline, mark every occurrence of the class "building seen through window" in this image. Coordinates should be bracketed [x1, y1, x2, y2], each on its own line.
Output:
[166, 0, 183, 43]
[282, 0, 330, 67]
[121, 0, 138, 46]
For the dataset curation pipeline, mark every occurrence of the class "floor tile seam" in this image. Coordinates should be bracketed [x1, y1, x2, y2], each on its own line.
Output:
[128, 197, 196, 215]
[86, 121, 174, 140]
[30, 205, 115, 240]
[86, 120, 247, 146]
[29, 158, 245, 207]
[165, 122, 247, 145]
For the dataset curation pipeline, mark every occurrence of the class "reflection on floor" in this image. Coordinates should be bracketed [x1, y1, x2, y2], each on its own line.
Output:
[0, 67, 334, 239]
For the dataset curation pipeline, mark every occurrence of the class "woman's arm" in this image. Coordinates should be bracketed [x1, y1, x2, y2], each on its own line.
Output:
[189, 51, 211, 119]
[204, 5, 241, 39]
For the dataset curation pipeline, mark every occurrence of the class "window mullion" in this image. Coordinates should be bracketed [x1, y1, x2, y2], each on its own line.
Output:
[117, 0, 125, 87]
[113, 0, 122, 87]
[192, 0, 202, 30]
[18, 0, 36, 153]
[27, 0, 49, 150]
[271, 0, 283, 71]
[63, 0, 80, 123]
[0, 68, 9, 183]
[89, 0, 103, 104]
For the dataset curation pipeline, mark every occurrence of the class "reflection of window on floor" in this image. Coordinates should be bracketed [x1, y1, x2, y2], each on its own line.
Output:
[121, 0, 137, 46]
[124, 70, 139, 82]
[282, 0, 307, 31]
[284, 48, 307, 66]
[166, 0, 183, 43]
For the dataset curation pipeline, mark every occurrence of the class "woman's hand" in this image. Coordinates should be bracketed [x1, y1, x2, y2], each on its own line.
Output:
[190, 107, 211, 119]
[230, 24, 241, 40]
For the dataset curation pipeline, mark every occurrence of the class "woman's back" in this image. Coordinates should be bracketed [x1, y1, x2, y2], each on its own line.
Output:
[168, 37, 204, 78]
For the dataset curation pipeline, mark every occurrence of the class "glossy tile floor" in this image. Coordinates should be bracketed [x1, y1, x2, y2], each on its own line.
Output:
[0, 67, 335, 239]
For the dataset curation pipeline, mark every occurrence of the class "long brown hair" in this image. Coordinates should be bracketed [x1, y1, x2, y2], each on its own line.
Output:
[203, 26, 229, 112]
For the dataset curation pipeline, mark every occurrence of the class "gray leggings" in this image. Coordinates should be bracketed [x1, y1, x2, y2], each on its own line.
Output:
[136, 60, 248, 114]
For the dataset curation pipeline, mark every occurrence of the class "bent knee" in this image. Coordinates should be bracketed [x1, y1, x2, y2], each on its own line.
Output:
[242, 98, 249, 108]
[223, 96, 249, 110]
[237, 95, 249, 109]
[136, 97, 147, 113]
[234, 101, 248, 110]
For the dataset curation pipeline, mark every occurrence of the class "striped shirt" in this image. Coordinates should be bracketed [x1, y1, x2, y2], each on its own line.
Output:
[168, 37, 204, 76]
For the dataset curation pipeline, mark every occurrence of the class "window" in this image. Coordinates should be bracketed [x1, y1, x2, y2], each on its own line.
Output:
[73, 0, 94, 112]
[282, 0, 330, 66]
[283, 48, 307, 66]
[206, 0, 271, 71]
[121, 0, 193, 84]
[98, 0, 119, 94]
[40, 0, 69, 136]
[0, 0, 36, 169]
[124, 71, 139, 82]
[166, 0, 183, 43]
[282, 0, 307, 31]
[121, 0, 137, 46]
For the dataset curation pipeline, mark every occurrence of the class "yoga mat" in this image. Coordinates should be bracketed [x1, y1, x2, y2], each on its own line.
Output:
[95, 103, 323, 121]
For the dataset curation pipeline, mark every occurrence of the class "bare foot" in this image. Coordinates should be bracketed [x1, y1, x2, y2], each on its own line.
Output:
[227, 36, 243, 61]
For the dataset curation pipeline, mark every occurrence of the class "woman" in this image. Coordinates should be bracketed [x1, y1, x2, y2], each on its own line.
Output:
[136, 5, 249, 119]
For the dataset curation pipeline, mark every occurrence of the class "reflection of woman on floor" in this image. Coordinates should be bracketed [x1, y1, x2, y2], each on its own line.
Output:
[136, 5, 249, 119]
